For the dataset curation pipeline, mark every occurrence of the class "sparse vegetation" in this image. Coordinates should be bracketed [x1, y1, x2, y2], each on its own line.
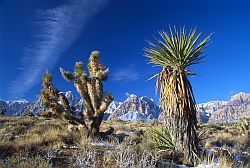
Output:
[2, 154, 52, 168]
[198, 153, 248, 168]
[0, 116, 248, 167]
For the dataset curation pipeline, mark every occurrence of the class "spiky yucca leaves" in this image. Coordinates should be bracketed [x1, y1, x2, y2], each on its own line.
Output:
[40, 71, 88, 129]
[60, 51, 113, 135]
[145, 26, 211, 165]
[144, 126, 175, 151]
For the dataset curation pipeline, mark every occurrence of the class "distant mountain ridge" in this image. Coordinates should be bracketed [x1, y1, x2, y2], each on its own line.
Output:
[1, 92, 249, 123]
[198, 92, 250, 123]
[0, 99, 31, 116]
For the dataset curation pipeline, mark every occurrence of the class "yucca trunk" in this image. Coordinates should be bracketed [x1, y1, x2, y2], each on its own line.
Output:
[161, 69, 199, 165]
[169, 108, 199, 165]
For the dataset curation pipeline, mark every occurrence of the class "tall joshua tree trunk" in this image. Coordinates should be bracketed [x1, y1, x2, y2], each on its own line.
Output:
[60, 51, 113, 135]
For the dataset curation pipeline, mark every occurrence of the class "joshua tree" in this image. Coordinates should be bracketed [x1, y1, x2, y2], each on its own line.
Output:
[238, 117, 249, 135]
[40, 70, 88, 130]
[0, 105, 6, 116]
[60, 51, 113, 135]
[145, 26, 211, 165]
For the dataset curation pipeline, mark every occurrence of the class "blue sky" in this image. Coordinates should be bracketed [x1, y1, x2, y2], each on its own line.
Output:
[0, 0, 250, 103]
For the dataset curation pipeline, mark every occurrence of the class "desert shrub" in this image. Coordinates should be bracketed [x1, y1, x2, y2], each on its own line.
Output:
[0, 142, 15, 156]
[51, 140, 65, 149]
[114, 143, 137, 167]
[7, 154, 52, 168]
[143, 126, 175, 151]
[39, 111, 54, 118]
[14, 133, 44, 154]
[237, 117, 249, 134]
[42, 128, 60, 143]
[137, 150, 159, 168]
[78, 134, 96, 149]
[59, 130, 82, 145]
[74, 147, 99, 168]
[198, 154, 246, 168]
[111, 142, 159, 168]
[197, 129, 208, 142]
[123, 133, 142, 145]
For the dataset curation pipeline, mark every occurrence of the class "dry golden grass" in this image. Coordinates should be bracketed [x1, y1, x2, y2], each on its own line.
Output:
[101, 120, 159, 135]
[0, 116, 249, 167]
[0, 154, 52, 168]
[198, 123, 249, 153]
[0, 117, 69, 157]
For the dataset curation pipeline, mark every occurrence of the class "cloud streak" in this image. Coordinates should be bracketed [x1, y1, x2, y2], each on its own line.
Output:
[112, 64, 140, 82]
[9, 0, 109, 98]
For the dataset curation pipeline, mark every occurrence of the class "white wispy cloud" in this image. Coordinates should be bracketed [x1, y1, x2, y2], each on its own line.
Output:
[112, 64, 140, 82]
[9, 0, 109, 98]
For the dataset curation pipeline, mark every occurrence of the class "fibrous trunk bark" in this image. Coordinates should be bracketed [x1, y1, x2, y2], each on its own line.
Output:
[168, 112, 199, 165]
[161, 70, 199, 166]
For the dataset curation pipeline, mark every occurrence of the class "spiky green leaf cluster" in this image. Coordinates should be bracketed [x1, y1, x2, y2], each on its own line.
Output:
[144, 126, 175, 150]
[89, 50, 100, 60]
[74, 62, 87, 81]
[42, 70, 53, 86]
[145, 26, 211, 71]
[60, 68, 75, 82]
[60, 61, 88, 83]
[42, 100, 50, 108]
[95, 70, 107, 81]
[103, 92, 113, 102]
[197, 130, 208, 142]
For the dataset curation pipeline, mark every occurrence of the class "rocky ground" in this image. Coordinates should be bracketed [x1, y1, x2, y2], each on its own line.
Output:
[0, 116, 249, 168]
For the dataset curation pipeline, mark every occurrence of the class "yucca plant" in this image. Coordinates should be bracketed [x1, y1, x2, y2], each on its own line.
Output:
[145, 26, 211, 165]
[144, 126, 175, 150]
[197, 129, 209, 143]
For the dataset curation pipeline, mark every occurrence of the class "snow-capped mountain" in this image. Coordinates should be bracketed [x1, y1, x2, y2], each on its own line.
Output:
[198, 101, 229, 122]
[108, 94, 160, 121]
[1, 92, 249, 123]
[0, 99, 31, 116]
[118, 111, 151, 121]
[0, 91, 79, 116]
[64, 91, 78, 107]
[198, 92, 250, 122]
[103, 101, 122, 120]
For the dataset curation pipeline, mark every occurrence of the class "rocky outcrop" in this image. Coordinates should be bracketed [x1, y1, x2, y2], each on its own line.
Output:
[108, 94, 160, 121]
